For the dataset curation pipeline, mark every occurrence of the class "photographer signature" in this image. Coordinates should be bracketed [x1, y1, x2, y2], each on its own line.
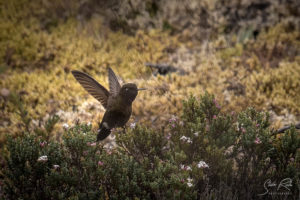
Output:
[258, 178, 292, 196]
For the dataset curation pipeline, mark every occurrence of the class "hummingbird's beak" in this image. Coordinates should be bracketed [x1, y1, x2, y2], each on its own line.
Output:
[138, 88, 147, 91]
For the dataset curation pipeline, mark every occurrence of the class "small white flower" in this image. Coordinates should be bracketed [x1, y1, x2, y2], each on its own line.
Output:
[53, 165, 60, 169]
[87, 122, 91, 126]
[180, 164, 192, 171]
[37, 155, 48, 162]
[62, 123, 69, 129]
[130, 122, 136, 129]
[197, 161, 209, 169]
[180, 136, 188, 141]
[83, 132, 86, 135]
[187, 178, 193, 187]
[194, 132, 199, 137]
[180, 136, 193, 143]
[187, 182, 193, 187]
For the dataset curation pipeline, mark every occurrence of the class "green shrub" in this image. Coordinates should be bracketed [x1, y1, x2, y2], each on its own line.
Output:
[1, 93, 299, 199]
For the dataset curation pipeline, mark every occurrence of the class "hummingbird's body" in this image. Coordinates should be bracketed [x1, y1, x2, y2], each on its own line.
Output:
[72, 68, 144, 141]
[97, 89, 134, 141]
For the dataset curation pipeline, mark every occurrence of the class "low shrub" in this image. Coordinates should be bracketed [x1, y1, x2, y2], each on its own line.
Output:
[1, 93, 299, 199]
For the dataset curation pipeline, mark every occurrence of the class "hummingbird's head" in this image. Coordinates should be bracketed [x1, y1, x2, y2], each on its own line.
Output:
[120, 83, 145, 104]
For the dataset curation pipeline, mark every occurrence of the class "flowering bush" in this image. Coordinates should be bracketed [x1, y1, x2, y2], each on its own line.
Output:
[1, 93, 299, 199]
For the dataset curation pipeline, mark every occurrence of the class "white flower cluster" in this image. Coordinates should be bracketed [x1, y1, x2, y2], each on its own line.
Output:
[62, 123, 69, 130]
[180, 136, 192, 143]
[187, 178, 193, 187]
[37, 155, 48, 162]
[197, 161, 209, 169]
[53, 165, 60, 169]
[180, 164, 192, 171]
[130, 122, 136, 129]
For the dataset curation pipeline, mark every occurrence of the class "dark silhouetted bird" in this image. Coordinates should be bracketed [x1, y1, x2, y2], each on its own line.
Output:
[72, 68, 145, 141]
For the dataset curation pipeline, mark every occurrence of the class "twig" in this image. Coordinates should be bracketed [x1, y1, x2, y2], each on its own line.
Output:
[274, 122, 300, 134]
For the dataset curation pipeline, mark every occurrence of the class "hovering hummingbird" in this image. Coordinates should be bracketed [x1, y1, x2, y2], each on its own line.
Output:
[72, 68, 145, 141]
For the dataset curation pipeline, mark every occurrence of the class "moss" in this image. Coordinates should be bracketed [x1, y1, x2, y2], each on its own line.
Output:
[246, 61, 300, 113]
[218, 43, 244, 63]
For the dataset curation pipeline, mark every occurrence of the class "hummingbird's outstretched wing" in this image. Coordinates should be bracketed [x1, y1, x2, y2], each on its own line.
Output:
[72, 70, 110, 109]
[108, 67, 121, 96]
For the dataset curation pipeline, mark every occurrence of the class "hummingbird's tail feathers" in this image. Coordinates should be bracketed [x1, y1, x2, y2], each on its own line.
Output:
[97, 127, 111, 141]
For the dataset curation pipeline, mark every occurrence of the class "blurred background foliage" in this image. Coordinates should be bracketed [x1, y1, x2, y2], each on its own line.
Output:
[0, 0, 299, 159]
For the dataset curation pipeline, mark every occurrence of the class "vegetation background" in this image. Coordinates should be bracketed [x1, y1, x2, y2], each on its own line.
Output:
[0, 0, 299, 199]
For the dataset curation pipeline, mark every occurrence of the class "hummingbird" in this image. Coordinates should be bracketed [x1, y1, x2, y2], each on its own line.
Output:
[72, 68, 145, 141]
